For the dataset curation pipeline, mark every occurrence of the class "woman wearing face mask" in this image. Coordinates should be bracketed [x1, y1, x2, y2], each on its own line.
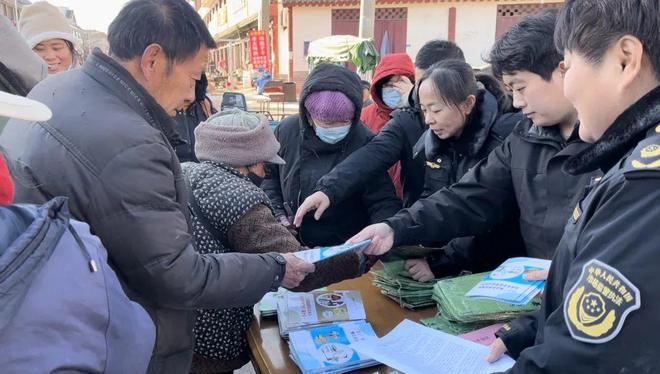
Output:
[181, 108, 369, 373]
[403, 59, 526, 282]
[19, 1, 81, 74]
[360, 53, 415, 197]
[262, 64, 401, 247]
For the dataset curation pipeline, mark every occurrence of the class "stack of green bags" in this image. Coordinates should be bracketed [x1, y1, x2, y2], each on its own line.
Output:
[371, 260, 436, 309]
[421, 272, 541, 335]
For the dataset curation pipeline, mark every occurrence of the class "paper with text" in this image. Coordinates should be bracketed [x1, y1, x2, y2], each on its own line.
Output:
[353, 319, 515, 374]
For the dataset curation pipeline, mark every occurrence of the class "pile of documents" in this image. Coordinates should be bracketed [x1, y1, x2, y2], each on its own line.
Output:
[421, 271, 540, 334]
[259, 287, 329, 317]
[352, 319, 515, 374]
[371, 260, 436, 309]
[289, 321, 379, 374]
[466, 257, 552, 305]
[259, 288, 289, 317]
[277, 290, 367, 339]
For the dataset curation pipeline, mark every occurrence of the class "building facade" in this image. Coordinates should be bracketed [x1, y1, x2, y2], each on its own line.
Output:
[198, 0, 271, 87]
[1, 0, 30, 26]
[275, 0, 563, 87]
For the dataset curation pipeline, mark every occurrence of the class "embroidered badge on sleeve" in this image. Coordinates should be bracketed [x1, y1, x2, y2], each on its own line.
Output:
[564, 259, 640, 344]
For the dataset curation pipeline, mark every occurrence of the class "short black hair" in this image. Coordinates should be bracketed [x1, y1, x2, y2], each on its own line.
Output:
[487, 9, 562, 81]
[555, 0, 660, 79]
[108, 0, 216, 63]
[361, 80, 371, 90]
[415, 40, 465, 69]
[420, 59, 477, 109]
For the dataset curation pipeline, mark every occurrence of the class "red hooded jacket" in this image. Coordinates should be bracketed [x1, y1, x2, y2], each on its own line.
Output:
[360, 53, 414, 197]
[0, 155, 14, 204]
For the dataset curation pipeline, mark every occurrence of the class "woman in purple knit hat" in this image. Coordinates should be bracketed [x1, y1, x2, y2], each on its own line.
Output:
[262, 63, 402, 248]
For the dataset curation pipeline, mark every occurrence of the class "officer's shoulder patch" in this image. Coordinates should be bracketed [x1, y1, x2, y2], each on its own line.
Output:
[623, 132, 660, 179]
[564, 259, 640, 344]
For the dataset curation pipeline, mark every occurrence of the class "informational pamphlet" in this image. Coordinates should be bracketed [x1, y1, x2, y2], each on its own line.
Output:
[294, 240, 372, 263]
[259, 288, 288, 317]
[277, 290, 366, 338]
[466, 257, 552, 305]
[289, 321, 379, 374]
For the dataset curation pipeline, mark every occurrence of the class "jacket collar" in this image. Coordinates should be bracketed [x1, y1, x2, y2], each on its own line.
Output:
[413, 88, 500, 160]
[82, 49, 183, 147]
[565, 85, 660, 174]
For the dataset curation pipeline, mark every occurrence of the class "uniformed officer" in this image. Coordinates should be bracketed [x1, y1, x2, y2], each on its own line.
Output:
[493, 0, 660, 371]
[353, 0, 660, 371]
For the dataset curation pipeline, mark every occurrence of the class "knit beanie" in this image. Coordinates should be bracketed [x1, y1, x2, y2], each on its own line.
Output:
[19, 1, 81, 50]
[304, 91, 355, 122]
[194, 109, 285, 166]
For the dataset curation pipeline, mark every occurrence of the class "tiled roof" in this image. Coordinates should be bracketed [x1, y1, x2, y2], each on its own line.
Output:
[282, 0, 527, 6]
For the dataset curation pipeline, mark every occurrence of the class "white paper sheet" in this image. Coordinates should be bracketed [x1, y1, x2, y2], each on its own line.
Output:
[353, 319, 515, 374]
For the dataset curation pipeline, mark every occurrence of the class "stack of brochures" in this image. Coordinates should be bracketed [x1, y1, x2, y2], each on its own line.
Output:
[288, 321, 379, 374]
[371, 260, 435, 309]
[259, 287, 329, 317]
[466, 257, 552, 305]
[277, 290, 367, 339]
[259, 288, 289, 317]
[421, 271, 540, 335]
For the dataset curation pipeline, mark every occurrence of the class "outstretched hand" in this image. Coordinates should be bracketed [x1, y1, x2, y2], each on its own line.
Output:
[293, 191, 331, 227]
[280, 253, 315, 289]
[347, 223, 395, 256]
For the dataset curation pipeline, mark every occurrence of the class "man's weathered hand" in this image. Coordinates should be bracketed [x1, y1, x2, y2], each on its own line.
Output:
[280, 253, 315, 289]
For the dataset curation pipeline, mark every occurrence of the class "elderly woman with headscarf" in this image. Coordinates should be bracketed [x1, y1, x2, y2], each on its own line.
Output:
[182, 108, 368, 373]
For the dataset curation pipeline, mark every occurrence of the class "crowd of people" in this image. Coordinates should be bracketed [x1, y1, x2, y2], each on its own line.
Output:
[0, 0, 658, 373]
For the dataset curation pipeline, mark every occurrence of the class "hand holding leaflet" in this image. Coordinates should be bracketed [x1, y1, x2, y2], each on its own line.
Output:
[294, 240, 372, 263]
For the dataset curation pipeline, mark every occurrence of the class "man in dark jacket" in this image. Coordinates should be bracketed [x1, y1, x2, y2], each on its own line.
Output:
[0, 1, 314, 373]
[491, 1, 660, 372]
[351, 9, 600, 277]
[262, 63, 401, 247]
[293, 40, 466, 224]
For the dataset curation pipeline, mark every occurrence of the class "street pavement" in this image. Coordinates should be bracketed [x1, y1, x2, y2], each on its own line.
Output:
[209, 87, 299, 120]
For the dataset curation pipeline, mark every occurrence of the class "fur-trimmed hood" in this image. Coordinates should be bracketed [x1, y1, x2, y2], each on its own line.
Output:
[565, 85, 660, 174]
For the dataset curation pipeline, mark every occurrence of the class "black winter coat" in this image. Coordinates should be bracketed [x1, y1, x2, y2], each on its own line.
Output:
[314, 90, 426, 208]
[499, 85, 660, 374]
[412, 83, 526, 275]
[385, 118, 602, 261]
[414, 83, 521, 198]
[0, 51, 286, 374]
[262, 64, 401, 247]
